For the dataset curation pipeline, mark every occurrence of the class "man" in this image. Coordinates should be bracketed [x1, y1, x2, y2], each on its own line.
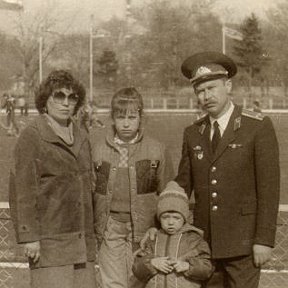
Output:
[174, 51, 280, 287]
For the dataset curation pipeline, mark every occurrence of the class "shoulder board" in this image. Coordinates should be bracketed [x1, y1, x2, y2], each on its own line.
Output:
[193, 113, 208, 124]
[241, 109, 264, 121]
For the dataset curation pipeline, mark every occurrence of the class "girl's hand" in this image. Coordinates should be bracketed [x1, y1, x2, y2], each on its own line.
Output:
[140, 227, 158, 249]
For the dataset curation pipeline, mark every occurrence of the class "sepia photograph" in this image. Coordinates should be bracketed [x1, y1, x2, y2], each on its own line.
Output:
[0, 0, 287, 287]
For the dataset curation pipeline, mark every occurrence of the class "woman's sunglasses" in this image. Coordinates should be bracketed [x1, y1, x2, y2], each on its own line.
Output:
[52, 91, 79, 105]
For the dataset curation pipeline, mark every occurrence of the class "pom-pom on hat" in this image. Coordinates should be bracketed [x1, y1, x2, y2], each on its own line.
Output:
[157, 182, 189, 222]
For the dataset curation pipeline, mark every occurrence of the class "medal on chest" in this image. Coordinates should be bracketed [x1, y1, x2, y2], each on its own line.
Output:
[193, 145, 204, 160]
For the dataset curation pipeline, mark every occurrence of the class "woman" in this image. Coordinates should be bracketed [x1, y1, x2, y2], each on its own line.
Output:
[9, 70, 96, 288]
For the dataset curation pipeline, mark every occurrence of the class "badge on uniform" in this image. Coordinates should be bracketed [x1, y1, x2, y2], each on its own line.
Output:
[193, 145, 204, 160]
[228, 143, 243, 149]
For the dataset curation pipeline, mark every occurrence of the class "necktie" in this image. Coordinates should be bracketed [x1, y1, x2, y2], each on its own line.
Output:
[212, 121, 221, 153]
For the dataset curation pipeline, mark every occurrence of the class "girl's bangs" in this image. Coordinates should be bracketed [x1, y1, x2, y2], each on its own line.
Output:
[113, 99, 141, 115]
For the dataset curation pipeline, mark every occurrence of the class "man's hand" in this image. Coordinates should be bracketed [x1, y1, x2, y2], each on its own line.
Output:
[151, 257, 174, 274]
[140, 227, 158, 250]
[24, 241, 40, 263]
[253, 244, 272, 267]
[172, 260, 189, 273]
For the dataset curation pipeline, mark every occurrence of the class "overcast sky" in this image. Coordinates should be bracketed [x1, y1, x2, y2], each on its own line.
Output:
[0, 0, 284, 35]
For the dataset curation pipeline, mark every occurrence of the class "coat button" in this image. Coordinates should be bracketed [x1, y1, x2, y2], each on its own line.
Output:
[211, 166, 216, 172]
[212, 205, 218, 211]
[112, 167, 116, 171]
[211, 179, 217, 185]
[212, 192, 217, 198]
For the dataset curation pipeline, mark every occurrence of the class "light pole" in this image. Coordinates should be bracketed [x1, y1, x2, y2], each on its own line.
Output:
[39, 35, 43, 83]
[89, 14, 94, 103]
[89, 15, 107, 103]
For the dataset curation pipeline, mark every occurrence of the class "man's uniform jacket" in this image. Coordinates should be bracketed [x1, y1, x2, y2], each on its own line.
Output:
[175, 105, 280, 259]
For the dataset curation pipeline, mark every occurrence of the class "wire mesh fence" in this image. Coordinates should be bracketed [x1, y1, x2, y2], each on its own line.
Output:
[0, 207, 287, 288]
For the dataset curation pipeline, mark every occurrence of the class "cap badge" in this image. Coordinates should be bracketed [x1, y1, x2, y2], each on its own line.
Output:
[196, 66, 212, 76]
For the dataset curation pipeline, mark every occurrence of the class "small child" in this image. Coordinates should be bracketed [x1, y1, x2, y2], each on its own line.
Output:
[93, 87, 174, 288]
[132, 186, 214, 288]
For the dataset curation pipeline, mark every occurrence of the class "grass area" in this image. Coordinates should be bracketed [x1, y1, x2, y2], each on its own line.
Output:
[0, 110, 288, 287]
[1, 111, 288, 203]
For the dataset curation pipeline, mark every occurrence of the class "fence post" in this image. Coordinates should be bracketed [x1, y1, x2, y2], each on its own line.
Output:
[269, 98, 273, 110]
[243, 98, 247, 109]
[163, 98, 167, 110]
[189, 98, 193, 109]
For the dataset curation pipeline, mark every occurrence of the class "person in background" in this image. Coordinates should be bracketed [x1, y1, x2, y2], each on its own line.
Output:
[92, 87, 174, 288]
[9, 70, 97, 288]
[252, 100, 262, 113]
[2, 93, 19, 136]
[18, 95, 26, 116]
[132, 184, 213, 288]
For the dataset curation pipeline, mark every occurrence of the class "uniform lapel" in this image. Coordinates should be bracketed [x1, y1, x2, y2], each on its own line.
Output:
[212, 105, 241, 162]
[197, 116, 213, 163]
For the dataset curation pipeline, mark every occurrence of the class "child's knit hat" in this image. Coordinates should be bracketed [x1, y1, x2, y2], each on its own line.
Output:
[157, 181, 189, 222]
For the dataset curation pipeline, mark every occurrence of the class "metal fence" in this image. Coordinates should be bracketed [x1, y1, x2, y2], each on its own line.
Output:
[0, 206, 287, 288]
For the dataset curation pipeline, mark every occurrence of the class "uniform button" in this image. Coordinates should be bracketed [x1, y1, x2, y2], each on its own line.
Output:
[212, 192, 217, 198]
[112, 167, 116, 171]
[211, 179, 217, 185]
[211, 166, 216, 172]
[212, 205, 218, 211]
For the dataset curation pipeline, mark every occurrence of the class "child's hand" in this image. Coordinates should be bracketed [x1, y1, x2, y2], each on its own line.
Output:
[173, 260, 189, 273]
[24, 241, 40, 263]
[151, 257, 174, 274]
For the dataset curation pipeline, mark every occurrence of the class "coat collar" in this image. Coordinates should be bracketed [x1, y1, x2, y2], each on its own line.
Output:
[36, 114, 87, 158]
[195, 105, 242, 163]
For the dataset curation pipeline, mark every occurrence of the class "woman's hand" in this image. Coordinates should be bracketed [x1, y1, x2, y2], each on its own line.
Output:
[24, 241, 40, 263]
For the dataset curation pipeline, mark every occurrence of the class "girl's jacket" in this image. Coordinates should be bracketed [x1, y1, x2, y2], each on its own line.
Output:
[92, 127, 174, 246]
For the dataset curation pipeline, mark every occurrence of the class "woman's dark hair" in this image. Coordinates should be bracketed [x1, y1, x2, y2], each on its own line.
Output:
[35, 70, 86, 114]
[111, 87, 144, 119]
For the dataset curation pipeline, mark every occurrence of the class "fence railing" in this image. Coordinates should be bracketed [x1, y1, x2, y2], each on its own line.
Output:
[94, 96, 288, 110]
[0, 205, 288, 288]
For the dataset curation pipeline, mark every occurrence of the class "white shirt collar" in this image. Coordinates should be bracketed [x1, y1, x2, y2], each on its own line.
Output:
[209, 102, 234, 137]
